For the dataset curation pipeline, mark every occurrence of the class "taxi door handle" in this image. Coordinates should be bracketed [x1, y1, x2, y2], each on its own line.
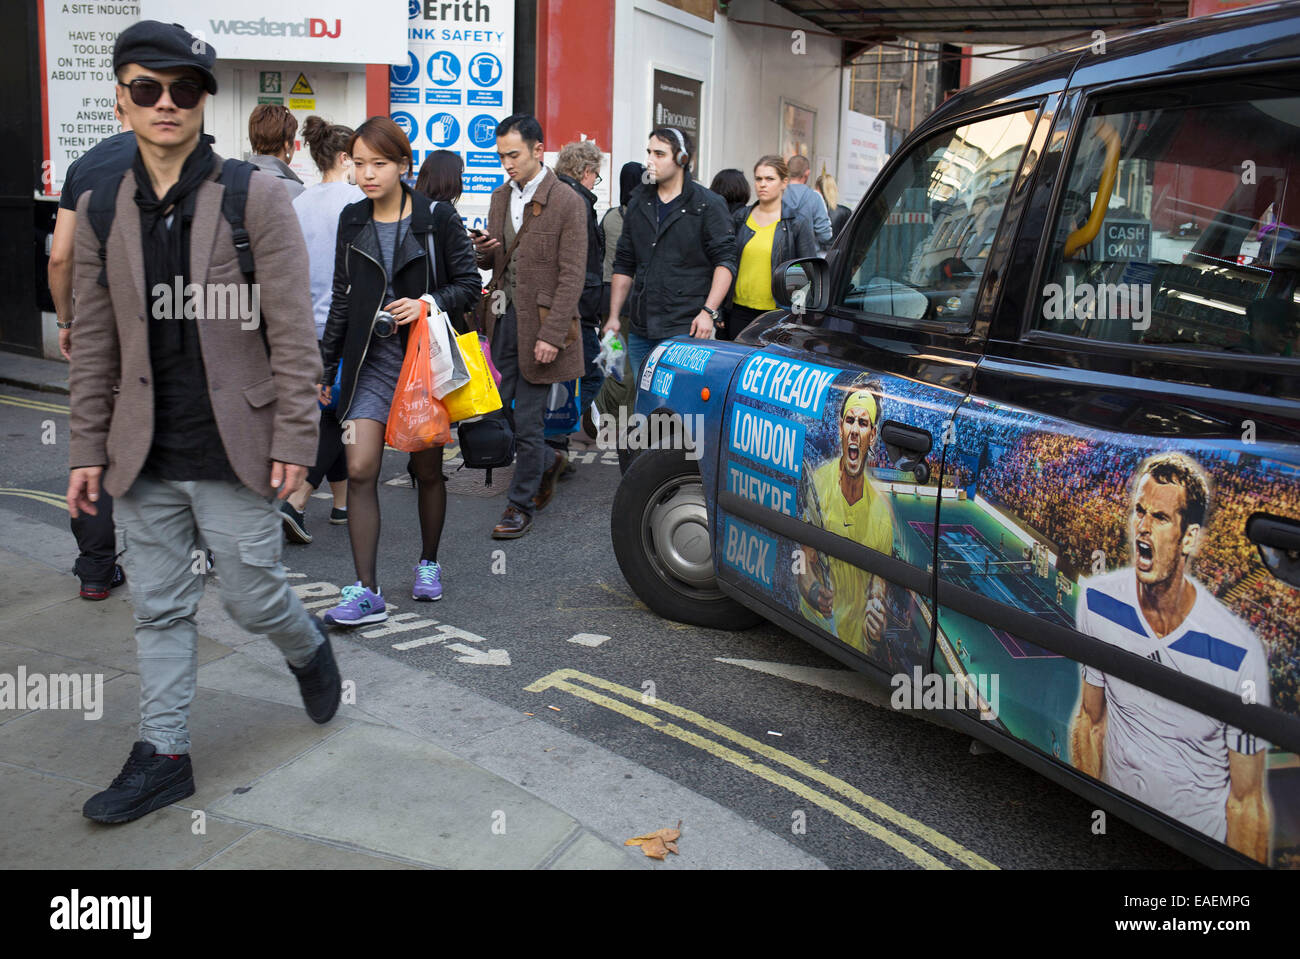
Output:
[880, 421, 932, 485]
[880, 421, 932, 455]
[1246, 514, 1300, 551]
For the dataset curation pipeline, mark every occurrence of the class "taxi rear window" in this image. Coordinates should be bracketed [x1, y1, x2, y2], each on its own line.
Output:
[1035, 76, 1300, 359]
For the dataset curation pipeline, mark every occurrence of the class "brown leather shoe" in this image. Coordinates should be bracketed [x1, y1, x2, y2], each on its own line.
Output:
[492, 506, 533, 539]
[531, 450, 568, 511]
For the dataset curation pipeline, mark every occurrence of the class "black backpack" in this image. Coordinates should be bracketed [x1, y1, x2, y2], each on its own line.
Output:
[88, 157, 258, 288]
[457, 410, 515, 486]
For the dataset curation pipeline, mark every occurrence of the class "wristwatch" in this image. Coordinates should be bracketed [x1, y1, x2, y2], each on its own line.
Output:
[703, 306, 720, 323]
[56, 320, 72, 330]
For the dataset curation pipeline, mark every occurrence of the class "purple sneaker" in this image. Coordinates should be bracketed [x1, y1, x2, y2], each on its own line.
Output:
[321, 582, 387, 626]
[412, 560, 443, 601]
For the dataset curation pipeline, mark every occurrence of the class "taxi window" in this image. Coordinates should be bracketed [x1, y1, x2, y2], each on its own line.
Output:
[836, 110, 1036, 326]
[1036, 77, 1300, 358]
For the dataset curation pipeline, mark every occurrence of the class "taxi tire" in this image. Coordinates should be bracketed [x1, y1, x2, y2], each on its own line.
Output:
[612, 447, 762, 631]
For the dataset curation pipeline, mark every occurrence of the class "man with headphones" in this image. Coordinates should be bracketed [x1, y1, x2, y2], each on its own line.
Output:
[604, 127, 737, 381]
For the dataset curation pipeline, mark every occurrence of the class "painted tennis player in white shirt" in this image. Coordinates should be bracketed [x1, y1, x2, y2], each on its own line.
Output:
[1069, 452, 1271, 863]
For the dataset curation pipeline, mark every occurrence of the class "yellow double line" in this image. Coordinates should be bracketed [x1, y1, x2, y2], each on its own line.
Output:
[0, 393, 69, 414]
[525, 668, 997, 870]
[0, 488, 67, 511]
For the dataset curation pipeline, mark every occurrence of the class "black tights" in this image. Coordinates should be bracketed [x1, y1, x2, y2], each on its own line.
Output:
[345, 419, 446, 591]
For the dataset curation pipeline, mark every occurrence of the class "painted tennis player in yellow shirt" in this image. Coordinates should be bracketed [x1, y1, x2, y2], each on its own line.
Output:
[796, 382, 895, 653]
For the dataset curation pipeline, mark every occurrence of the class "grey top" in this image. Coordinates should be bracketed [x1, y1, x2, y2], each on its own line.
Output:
[359, 216, 409, 379]
[293, 181, 364, 338]
[601, 205, 625, 283]
[784, 183, 832, 248]
[248, 153, 306, 200]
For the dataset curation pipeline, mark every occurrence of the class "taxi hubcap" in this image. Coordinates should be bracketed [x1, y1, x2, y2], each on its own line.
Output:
[643, 477, 721, 593]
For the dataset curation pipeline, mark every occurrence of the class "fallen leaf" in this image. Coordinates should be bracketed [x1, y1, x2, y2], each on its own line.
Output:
[624, 821, 682, 859]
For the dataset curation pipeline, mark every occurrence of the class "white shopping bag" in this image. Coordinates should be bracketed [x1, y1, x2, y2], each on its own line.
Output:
[421, 294, 470, 399]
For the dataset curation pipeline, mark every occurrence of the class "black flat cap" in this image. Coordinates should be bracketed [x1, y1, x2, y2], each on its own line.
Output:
[113, 21, 218, 95]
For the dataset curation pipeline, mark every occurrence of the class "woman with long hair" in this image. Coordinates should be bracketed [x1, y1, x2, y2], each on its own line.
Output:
[727, 154, 817, 339]
[816, 171, 853, 241]
[318, 118, 481, 624]
[279, 117, 362, 545]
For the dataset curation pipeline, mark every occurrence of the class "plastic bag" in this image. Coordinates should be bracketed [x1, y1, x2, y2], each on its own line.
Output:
[385, 305, 452, 451]
[596, 329, 626, 382]
[422, 296, 471, 399]
[543, 379, 580, 437]
[442, 330, 504, 423]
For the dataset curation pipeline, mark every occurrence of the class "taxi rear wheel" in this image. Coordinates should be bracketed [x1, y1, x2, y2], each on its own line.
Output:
[612, 448, 762, 630]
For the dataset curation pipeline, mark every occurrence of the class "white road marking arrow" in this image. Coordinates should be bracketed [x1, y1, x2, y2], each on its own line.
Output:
[446, 643, 511, 666]
[567, 633, 610, 647]
[713, 658, 892, 707]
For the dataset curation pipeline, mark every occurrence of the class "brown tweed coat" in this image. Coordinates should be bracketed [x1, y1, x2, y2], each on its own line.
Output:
[478, 167, 588, 385]
[69, 154, 321, 498]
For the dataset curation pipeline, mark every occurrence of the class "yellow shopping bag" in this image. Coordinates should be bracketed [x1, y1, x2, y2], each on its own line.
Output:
[441, 330, 503, 422]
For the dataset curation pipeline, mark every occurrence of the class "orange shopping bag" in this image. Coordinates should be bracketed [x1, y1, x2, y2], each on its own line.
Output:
[385, 306, 452, 451]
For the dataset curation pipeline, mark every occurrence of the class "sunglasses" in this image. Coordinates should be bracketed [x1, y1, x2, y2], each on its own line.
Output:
[118, 78, 204, 110]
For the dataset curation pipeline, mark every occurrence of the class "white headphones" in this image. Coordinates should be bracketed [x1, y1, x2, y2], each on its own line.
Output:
[665, 127, 690, 168]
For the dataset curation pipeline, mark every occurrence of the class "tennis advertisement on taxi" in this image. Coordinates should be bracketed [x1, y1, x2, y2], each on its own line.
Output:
[716, 354, 1299, 867]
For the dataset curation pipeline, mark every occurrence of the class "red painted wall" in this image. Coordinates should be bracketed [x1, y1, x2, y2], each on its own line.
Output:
[365, 64, 389, 123]
[535, 0, 614, 151]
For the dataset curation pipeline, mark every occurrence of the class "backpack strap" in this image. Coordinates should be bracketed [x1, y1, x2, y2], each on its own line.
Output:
[219, 157, 258, 282]
[88, 170, 129, 289]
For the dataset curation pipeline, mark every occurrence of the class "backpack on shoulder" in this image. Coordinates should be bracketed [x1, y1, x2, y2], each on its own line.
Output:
[87, 157, 259, 287]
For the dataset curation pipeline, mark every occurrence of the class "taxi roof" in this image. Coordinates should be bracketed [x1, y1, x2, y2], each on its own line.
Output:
[924, 1, 1300, 131]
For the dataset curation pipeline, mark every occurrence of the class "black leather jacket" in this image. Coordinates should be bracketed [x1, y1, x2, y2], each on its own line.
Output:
[320, 185, 480, 419]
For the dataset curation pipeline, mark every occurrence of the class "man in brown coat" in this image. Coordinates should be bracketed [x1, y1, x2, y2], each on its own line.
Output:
[473, 114, 588, 538]
[64, 21, 340, 825]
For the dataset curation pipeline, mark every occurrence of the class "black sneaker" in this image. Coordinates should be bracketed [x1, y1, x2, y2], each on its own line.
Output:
[80, 564, 126, 601]
[279, 500, 313, 544]
[82, 742, 195, 824]
[329, 507, 348, 526]
[289, 621, 342, 724]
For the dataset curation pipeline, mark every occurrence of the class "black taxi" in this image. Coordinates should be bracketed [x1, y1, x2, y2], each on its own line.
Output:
[611, 2, 1300, 868]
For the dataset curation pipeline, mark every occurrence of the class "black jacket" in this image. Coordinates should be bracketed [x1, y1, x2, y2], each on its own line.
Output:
[730, 197, 819, 309]
[556, 172, 605, 325]
[320, 184, 481, 419]
[613, 173, 738, 340]
[829, 203, 852, 241]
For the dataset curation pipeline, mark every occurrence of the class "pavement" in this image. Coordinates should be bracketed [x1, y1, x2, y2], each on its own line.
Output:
[0, 350, 825, 870]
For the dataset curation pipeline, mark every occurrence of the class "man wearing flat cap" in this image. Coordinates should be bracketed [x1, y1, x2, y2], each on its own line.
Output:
[66, 20, 339, 824]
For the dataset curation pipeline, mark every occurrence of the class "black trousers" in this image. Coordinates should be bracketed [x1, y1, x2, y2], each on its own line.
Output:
[70, 489, 117, 583]
[306, 408, 348, 489]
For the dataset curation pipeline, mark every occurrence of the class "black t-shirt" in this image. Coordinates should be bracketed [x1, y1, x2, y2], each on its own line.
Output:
[59, 131, 137, 210]
[656, 193, 683, 226]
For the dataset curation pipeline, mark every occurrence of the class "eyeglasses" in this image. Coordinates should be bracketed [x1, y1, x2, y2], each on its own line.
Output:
[591, 173, 603, 186]
[118, 78, 204, 110]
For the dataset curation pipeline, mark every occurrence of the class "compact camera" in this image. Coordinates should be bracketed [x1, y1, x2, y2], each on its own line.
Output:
[374, 310, 397, 338]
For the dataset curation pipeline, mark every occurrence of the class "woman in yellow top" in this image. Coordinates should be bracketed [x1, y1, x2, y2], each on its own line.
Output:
[724, 154, 818, 340]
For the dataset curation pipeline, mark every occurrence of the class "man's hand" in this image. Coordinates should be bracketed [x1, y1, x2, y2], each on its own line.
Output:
[602, 316, 621, 337]
[689, 309, 715, 339]
[534, 339, 559, 364]
[318, 382, 332, 406]
[58, 327, 72, 361]
[270, 462, 308, 500]
[863, 597, 886, 645]
[472, 232, 501, 257]
[67, 466, 104, 518]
